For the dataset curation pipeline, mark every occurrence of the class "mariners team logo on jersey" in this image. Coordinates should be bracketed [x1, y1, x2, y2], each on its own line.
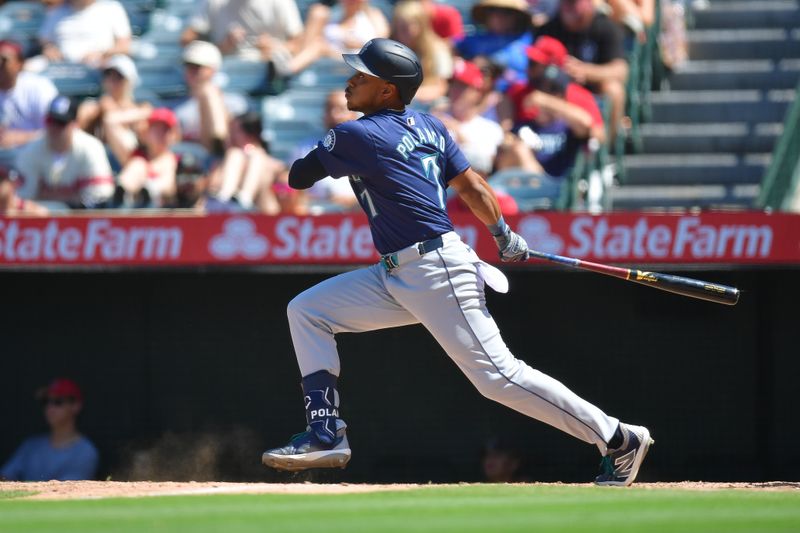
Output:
[323, 129, 336, 152]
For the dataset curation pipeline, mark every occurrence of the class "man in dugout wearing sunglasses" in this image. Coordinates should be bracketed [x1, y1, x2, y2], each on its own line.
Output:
[0, 378, 98, 481]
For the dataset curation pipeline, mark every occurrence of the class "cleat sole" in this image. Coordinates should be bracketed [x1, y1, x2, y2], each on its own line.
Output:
[262, 448, 352, 472]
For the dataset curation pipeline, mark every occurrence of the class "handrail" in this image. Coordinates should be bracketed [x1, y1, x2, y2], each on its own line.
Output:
[756, 79, 800, 210]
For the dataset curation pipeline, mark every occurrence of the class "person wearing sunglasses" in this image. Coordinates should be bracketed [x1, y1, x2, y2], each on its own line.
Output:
[1, 378, 98, 481]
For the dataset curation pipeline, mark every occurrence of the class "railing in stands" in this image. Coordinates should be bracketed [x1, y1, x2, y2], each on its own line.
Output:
[756, 79, 800, 211]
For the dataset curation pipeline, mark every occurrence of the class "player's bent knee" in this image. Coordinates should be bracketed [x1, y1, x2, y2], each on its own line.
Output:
[287, 292, 312, 321]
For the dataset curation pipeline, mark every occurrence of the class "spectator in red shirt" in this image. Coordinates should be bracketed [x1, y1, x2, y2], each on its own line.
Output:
[501, 36, 604, 142]
[496, 36, 602, 179]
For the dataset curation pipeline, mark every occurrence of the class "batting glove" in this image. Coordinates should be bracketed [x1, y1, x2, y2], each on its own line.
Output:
[489, 217, 529, 263]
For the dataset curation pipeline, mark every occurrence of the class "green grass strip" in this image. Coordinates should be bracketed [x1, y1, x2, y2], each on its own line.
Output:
[1, 485, 798, 533]
[0, 490, 35, 500]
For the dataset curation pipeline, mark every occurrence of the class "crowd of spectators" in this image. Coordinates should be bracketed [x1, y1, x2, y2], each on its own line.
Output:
[0, 0, 670, 216]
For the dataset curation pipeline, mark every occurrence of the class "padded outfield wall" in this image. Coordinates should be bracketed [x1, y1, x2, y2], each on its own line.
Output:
[1, 267, 798, 483]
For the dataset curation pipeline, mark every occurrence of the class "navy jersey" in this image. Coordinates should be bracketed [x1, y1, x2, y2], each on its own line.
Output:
[315, 108, 470, 255]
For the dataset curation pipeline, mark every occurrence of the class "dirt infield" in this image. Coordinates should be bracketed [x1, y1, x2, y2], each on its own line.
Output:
[1, 481, 798, 500]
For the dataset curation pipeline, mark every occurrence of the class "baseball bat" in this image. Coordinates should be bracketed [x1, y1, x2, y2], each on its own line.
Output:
[525, 249, 740, 306]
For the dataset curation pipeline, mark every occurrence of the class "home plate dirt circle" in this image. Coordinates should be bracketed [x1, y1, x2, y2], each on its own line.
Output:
[1, 481, 798, 500]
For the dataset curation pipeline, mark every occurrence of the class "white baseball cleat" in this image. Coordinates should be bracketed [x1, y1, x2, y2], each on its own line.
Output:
[595, 423, 654, 487]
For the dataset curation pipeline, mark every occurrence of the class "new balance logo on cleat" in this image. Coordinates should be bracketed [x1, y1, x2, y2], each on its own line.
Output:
[595, 424, 654, 487]
[613, 449, 637, 477]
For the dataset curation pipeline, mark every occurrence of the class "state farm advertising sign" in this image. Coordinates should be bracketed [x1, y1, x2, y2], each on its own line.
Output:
[0, 212, 798, 267]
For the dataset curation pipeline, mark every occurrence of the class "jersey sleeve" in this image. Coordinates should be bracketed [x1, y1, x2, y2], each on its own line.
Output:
[314, 121, 376, 179]
[442, 124, 470, 183]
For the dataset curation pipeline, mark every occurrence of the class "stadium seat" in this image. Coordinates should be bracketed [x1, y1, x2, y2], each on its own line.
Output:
[118, 0, 156, 36]
[142, 9, 184, 42]
[0, 1, 46, 56]
[161, 0, 195, 19]
[261, 90, 327, 130]
[135, 60, 187, 98]
[43, 63, 102, 97]
[489, 168, 564, 211]
[217, 59, 285, 96]
[0, 2, 45, 38]
[0, 147, 18, 169]
[292, 58, 352, 91]
[132, 86, 162, 106]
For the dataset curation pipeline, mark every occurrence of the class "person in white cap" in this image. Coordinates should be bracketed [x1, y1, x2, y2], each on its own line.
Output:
[174, 40, 248, 154]
[77, 54, 152, 165]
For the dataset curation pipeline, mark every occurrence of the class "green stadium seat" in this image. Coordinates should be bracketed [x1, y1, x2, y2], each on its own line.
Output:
[43, 63, 102, 97]
[490, 168, 564, 211]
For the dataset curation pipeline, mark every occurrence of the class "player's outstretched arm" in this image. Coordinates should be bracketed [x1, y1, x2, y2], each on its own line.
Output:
[450, 168, 529, 262]
[288, 149, 328, 190]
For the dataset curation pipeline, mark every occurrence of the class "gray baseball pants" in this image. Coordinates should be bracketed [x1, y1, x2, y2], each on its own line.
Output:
[287, 232, 619, 453]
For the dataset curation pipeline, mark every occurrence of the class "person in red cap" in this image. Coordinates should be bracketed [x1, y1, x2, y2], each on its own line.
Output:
[494, 36, 605, 179]
[117, 107, 181, 207]
[502, 36, 605, 140]
[0, 40, 58, 149]
[1, 378, 98, 481]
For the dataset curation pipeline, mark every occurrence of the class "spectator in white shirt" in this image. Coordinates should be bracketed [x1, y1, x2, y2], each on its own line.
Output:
[433, 60, 504, 177]
[174, 41, 248, 154]
[180, 0, 303, 74]
[0, 40, 58, 148]
[38, 0, 131, 66]
[15, 96, 114, 208]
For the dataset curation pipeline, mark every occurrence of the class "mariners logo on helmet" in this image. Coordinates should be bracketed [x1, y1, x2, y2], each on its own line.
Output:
[342, 38, 424, 105]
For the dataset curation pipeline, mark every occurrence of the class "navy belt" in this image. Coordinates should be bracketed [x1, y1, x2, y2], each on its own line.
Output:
[380, 236, 444, 272]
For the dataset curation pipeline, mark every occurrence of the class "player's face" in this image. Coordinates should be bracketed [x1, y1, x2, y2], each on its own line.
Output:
[345, 71, 394, 114]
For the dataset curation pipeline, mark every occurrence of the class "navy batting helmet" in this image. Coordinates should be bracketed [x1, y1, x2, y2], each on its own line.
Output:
[342, 38, 423, 105]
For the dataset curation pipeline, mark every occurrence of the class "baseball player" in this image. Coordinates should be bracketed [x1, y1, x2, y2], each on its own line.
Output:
[262, 38, 653, 486]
